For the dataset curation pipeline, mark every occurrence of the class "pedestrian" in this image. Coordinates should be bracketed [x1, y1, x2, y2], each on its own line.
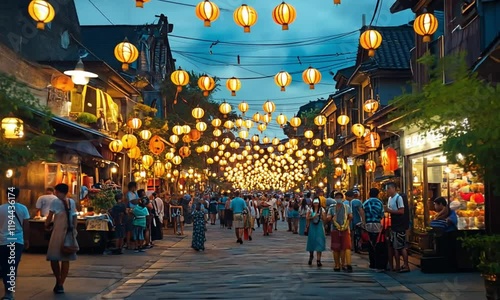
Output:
[35, 187, 57, 218]
[363, 188, 387, 272]
[191, 203, 206, 252]
[208, 196, 218, 225]
[218, 192, 228, 228]
[225, 196, 233, 230]
[125, 182, 139, 249]
[151, 192, 164, 241]
[344, 190, 364, 253]
[304, 192, 312, 206]
[230, 191, 247, 244]
[0, 188, 30, 300]
[286, 197, 293, 232]
[132, 198, 149, 253]
[306, 198, 326, 267]
[247, 197, 257, 240]
[298, 198, 309, 236]
[260, 196, 271, 236]
[385, 182, 410, 273]
[170, 203, 184, 236]
[327, 192, 353, 272]
[45, 183, 79, 294]
[137, 189, 153, 248]
[290, 200, 300, 234]
[109, 192, 126, 254]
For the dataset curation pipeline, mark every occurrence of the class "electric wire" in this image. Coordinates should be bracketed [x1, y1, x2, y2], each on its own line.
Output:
[88, 0, 115, 25]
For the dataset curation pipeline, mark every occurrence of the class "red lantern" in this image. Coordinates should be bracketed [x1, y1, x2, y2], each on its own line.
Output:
[386, 147, 398, 171]
[189, 129, 201, 142]
[149, 135, 165, 155]
[365, 159, 376, 172]
[179, 146, 191, 158]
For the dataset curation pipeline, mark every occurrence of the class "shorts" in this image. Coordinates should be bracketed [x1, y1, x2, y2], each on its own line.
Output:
[114, 224, 125, 239]
[133, 225, 145, 241]
[330, 230, 351, 251]
[389, 230, 406, 250]
[126, 215, 134, 232]
[233, 213, 244, 228]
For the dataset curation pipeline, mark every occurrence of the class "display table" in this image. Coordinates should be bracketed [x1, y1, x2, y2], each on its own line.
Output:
[29, 217, 110, 254]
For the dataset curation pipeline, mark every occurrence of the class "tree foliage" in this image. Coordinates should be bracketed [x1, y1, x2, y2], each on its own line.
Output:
[390, 53, 500, 192]
[283, 107, 321, 138]
[0, 73, 54, 172]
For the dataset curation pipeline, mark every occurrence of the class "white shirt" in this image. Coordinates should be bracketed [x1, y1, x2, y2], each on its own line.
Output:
[388, 193, 404, 211]
[0, 203, 30, 245]
[153, 197, 165, 222]
[36, 194, 57, 217]
[268, 198, 278, 210]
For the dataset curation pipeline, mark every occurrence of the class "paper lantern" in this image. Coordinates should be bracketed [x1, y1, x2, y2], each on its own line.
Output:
[28, 0, 55, 30]
[263, 100, 276, 114]
[290, 116, 301, 129]
[360, 29, 382, 57]
[364, 98, 379, 113]
[198, 74, 215, 96]
[351, 123, 365, 138]
[195, 122, 207, 132]
[192, 107, 205, 119]
[136, 0, 150, 8]
[302, 67, 321, 89]
[364, 132, 381, 149]
[234, 4, 258, 33]
[127, 147, 141, 159]
[153, 160, 165, 177]
[195, 0, 220, 27]
[219, 101, 232, 117]
[253, 112, 262, 123]
[179, 146, 191, 158]
[226, 77, 241, 96]
[182, 135, 192, 144]
[386, 147, 399, 171]
[114, 39, 139, 71]
[304, 130, 314, 139]
[272, 2, 296, 30]
[365, 159, 376, 172]
[314, 115, 327, 127]
[189, 129, 201, 142]
[238, 101, 249, 115]
[109, 139, 123, 153]
[413, 12, 438, 43]
[1, 117, 24, 139]
[257, 123, 267, 133]
[274, 71, 292, 91]
[121, 134, 137, 149]
[276, 114, 288, 127]
[142, 155, 154, 168]
[127, 117, 142, 129]
[171, 67, 190, 92]
[324, 137, 335, 147]
[172, 125, 183, 136]
[51, 75, 74, 92]
[211, 118, 222, 127]
[169, 135, 179, 144]
[149, 135, 165, 155]
[337, 114, 350, 126]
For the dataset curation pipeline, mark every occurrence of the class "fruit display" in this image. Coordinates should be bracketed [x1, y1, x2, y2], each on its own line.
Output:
[411, 184, 426, 231]
[450, 178, 485, 230]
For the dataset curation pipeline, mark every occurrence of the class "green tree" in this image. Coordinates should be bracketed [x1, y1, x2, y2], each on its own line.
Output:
[283, 107, 321, 138]
[0, 73, 54, 172]
[390, 53, 500, 192]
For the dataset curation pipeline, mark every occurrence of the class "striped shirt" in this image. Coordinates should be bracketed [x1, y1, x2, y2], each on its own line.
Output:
[363, 197, 384, 223]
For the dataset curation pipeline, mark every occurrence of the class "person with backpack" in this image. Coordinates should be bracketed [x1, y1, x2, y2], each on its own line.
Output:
[385, 182, 410, 273]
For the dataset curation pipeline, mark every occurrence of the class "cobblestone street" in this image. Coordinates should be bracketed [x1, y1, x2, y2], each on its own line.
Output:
[13, 221, 483, 300]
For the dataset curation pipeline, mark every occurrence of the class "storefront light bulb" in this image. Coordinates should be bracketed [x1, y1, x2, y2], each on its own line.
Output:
[140, 171, 146, 178]
[439, 156, 447, 163]
[444, 167, 451, 174]
[111, 166, 118, 173]
[6, 169, 13, 178]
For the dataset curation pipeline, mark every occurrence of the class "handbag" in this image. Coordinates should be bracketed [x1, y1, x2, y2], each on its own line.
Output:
[61, 199, 79, 255]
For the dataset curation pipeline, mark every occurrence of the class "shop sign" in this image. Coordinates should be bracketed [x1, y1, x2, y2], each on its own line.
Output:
[404, 129, 445, 155]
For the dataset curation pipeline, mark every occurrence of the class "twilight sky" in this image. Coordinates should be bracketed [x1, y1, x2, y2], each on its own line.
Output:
[75, 0, 413, 138]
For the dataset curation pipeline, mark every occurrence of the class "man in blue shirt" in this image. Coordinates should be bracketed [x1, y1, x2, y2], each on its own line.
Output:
[230, 191, 247, 244]
[362, 188, 386, 271]
[344, 190, 364, 253]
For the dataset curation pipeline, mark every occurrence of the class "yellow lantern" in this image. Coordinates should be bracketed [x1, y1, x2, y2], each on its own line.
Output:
[171, 67, 190, 92]
[257, 123, 267, 133]
[196, 121, 207, 132]
[364, 98, 379, 113]
[28, 0, 55, 30]
[224, 120, 234, 130]
[127, 117, 142, 129]
[223, 137, 232, 145]
[121, 134, 138, 149]
[142, 155, 154, 169]
[165, 151, 174, 160]
[226, 77, 241, 96]
[364, 132, 381, 149]
[302, 67, 322, 89]
[276, 113, 288, 127]
[337, 114, 350, 126]
[219, 101, 232, 117]
[312, 138, 322, 147]
[267, 146, 275, 153]
[309, 156, 316, 162]
[234, 4, 258, 33]
[239, 130, 249, 139]
[198, 74, 216, 96]
[179, 146, 191, 158]
[135, 0, 150, 8]
[272, 137, 280, 145]
[290, 116, 301, 129]
[211, 118, 222, 127]
[244, 119, 254, 129]
[169, 135, 179, 144]
[272, 2, 296, 30]
[251, 134, 260, 143]
[304, 130, 314, 139]
[365, 159, 376, 172]
[211, 141, 219, 148]
[317, 150, 324, 157]
[207, 158, 214, 164]
[182, 125, 191, 134]
[253, 112, 262, 123]
[172, 125, 183, 136]
[262, 136, 270, 144]
[202, 145, 211, 152]
[235, 118, 244, 128]
[351, 123, 365, 138]
[139, 129, 152, 140]
[213, 128, 222, 137]
[263, 100, 276, 115]
[314, 114, 327, 128]
[192, 107, 205, 119]
[413, 12, 438, 43]
[195, 0, 220, 27]
[109, 139, 123, 153]
[172, 155, 183, 165]
[114, 39, 139, 71]
[324, 137, 335, 147]
[153, 160, 165, 177]
[277, 144, 285, 152]
[274, 71, 292, 91]
[127, 146, 141, 159]
[360, 28, 383, 57]
[238, 101, 249, 115]
[1, 117, 24, 139]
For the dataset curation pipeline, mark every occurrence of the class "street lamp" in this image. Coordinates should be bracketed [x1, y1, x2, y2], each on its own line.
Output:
[64, 59, 98, 85]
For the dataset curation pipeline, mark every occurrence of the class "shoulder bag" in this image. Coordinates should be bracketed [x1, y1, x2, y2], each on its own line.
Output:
[61, 199, 79, 255]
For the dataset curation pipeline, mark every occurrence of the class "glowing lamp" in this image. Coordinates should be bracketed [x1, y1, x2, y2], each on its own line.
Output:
[302, 67, 321, 89]
[171, 67, 190, 92]
[1, 117, 24, 139]
[360, 28, 382, 57]
[114, 38, 139, 71]
[226, 77, 241, 96]
[234, 4, 258, 33]
[195, 0, 220, 27]
[413, 12, 438, 43]
[272, 2, 296, 30]
[198, 74, 215, 96]
[64, 59, 98, 85]
[28, 0, 55, 30]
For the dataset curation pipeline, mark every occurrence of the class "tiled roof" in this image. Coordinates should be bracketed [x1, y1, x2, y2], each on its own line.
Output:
[358, 24, 415, 71]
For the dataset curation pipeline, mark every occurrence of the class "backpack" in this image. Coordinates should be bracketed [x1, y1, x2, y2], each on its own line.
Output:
[391, 193, 410, 232]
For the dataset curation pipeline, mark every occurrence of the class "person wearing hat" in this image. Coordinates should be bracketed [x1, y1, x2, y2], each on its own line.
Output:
[306, 198, 326, 267]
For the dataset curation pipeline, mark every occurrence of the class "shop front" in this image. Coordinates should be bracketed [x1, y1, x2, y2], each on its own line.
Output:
[403, 128, 485, 272]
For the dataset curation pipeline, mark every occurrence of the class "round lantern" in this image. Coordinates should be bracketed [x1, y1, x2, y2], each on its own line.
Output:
[272, 137, 280, 145]
[290, 116, 301, 129]
[28, 0, 55, 30]
[207, 158, 214, 164]
[312, 138, 322, 147]
[149, 135, 165, 155]
[262, 136, 270, 144]
[153, 160, 165, 177]
[244, 119, 254, 129]
[182, 134, 192, 144]
[1, 117, 24, 139]
[139, 129, 152, 140]
[304, 130, 314, 139]
[324, 137, 335, 147]
[51, 75, 74, 92]
[142, 155, 154, 169]
[211, 118, 222, 127]
[234, 4, 258, 33]
[198, 74, 216, 96]
[413, 12, 438, 43]
[169, 135, 179, 144]
[253, 112, 262, 123]
[109, 139, 123, 153]
[179, 146, 191, 158]
[172, 125, 183, 136]
[121, 134, 137, 149]
[127, 117, 142, 129]
[201, 145, 211, 152]
[257, 123, 267, 133]
[302, 67, 322, 89]
[219, 101, 232, 117]
[364, 98, 379, 113]
[314, 114, 327, 128]
[171, 67, 190, 92]
[238, 101, 249, 115]
[195, 0, 220, 27]
[165, 151, 174, 160]
[192, 107, 205, 120]
[251, 134, 260, 143]
[211, 141, 219, 148]
[263, 100, 276, 115]
[172, 155, 183, 165]
[196, 121, 207, 132]
[337, 114, 350, 126]
[127, 146, 141, 159]
[224, 120, 234, 130]
[351, 123, 365, 138]
[235, 118, 244, 128]
[277, 144, 285, 152]
[213, 128, 222, 137]
[182, 125, 191, 134]
[136, 0, 150, 8]
[360, 28, 382, 57]
[365, 159, 376, 172]
[272, 2, 296, 30]
[364, 132, 381, 149]
[274, 71, 292, 91]
[189, 129, 202, 141]
[226, 77, 241, 96]
[276, 113, 288, 127]
[239, 130, 249, 139]
[114, 38, 139, 71]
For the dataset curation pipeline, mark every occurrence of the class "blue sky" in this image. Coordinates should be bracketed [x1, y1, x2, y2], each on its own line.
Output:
[76, 0, 413, 138]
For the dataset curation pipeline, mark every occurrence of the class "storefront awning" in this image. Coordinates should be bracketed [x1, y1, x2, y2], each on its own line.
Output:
[53, 140, 103, 158]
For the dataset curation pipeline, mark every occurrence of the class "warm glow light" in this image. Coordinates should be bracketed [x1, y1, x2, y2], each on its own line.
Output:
[139, 130, 152, 140]
[171, 67, 190, 92]
[274, 71, 292, 91]
[128, 147, 141, 159]
[304, 130, 314, 139]
[413, 12, 438, 43]
[276, 113, 288, 127]
[314, 114, 327, 127]
[169, 135, 179, 144]
[360, 28, 383, 57]
[109, 139, 123, 153]
[272, 2, 296, 30]
[253, 112, 262, 123]
[196, 121, 207, 132]
[351, 123, 365, 138]
[121, 134, 138, 149]
[337, 114, 350, 126]
[114, 39, 139, 71]
[192, 107, 205, 119]
[364, 98, 379, 113]
[226, 77, 241, 96]
[234, 4, 258, 33]
[64, 59, 98, 85]
[238, 101, 249, 115]
[219, 101, 232, 116]
[324, 137, 334, 146]
[195, 0, 220, 27]
[172, 125, 183, 136]
[211, 118, 222, 127]
[302, 67, 322, 89]
[127, 117, 142, 129]
[263, 100, 276, 114]
[290, 116, 301, 129]
[1, 118, 24, 139]
[28, 0, 55, 30]
[198, 74, 216, 96]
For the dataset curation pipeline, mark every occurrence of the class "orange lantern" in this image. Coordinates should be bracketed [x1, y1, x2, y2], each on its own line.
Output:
[234, 4, 258, 33]
[272, 2, 296, 30]
[360, 28, 382, 57]
[114, 38, 139, 71]
[386, 147, 399, 171]
[51, 75, 74, 92]
[127, 117, 142, 130]
[198, 74, 215, 96]
[195, 0, 220, 27]
[302, 67, 322, 89]
[179, 146, 191, 158]
[28, 0, 55, 30]
[189, 129, 202, 142]
[413, 12, 438, 43]
[136, 0, 150, 8]
[149, 135, 165, 155]
[364, 132, 381, 149]
[127, 146, 141, 159]
[226, 77, 241, 96]
[365, 159, 376, 172]
[109, 139, 123, 153]
[334, 167, 343, 177]
[171, 67, 190, 92]
[182, 134, 192, 143]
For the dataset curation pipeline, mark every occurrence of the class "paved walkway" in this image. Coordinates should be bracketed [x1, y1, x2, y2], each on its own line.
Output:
[13, 221, 485, 299]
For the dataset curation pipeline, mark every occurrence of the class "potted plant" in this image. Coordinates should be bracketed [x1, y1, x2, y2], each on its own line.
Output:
[89, 189, 116, 213]
[461, 234, 500, 299]
[76, 112, 97, 127]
